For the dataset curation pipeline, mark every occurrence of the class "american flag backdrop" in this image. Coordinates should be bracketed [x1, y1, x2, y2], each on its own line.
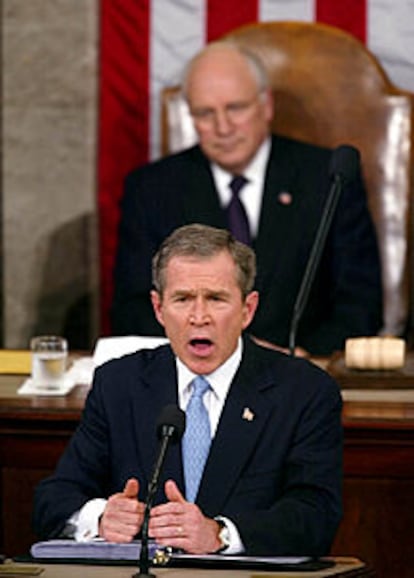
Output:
[98, 0, 414, 334]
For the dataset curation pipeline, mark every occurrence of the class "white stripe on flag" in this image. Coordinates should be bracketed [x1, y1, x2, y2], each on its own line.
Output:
[149, 0, 414, 160]
[150, 0, 206, 159]
[368, 1, 414, 91]
[260, 0, 314, 21]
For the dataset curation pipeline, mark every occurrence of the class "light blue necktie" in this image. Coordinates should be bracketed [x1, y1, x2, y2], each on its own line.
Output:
[182, 376, 211, 502]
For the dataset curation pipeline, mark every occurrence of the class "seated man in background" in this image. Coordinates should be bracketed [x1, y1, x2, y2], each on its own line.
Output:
[111, 41, 382, 356]
[33, 224, 343, 556]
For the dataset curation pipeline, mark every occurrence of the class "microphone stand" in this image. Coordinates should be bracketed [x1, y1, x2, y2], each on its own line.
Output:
[133, 426, 176, 578]
[135, 499, 154, 578]
[289, 174, 342, 355]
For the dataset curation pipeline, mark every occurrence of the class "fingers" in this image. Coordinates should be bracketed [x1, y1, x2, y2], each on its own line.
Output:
[99, 478, 144, 542]
[123, 477, 139, 498]
[148, 502, 218, 554]
[101, 503, 144, 542]
[101, 515, 142, 543]
[150, 480, 186, 519]
[164, 479, 186, 503]
[149, 482, 196, 549]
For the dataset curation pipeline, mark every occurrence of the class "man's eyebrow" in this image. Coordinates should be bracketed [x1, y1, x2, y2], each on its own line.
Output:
[170, 288, 229, 297]
[170, 289, 192, 297]
[205, 289, 230, 298]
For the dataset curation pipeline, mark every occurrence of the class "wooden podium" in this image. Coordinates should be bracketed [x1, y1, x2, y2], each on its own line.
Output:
[2, 557, 375, 577]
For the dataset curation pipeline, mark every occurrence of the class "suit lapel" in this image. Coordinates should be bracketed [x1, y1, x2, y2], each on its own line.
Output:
[131, 347, 184, 495]
[254, 136, 302, 291]
[182, 147, 227, 228]
[197, 340, 279, 515]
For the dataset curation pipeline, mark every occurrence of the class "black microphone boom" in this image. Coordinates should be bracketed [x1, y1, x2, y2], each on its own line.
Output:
[134, 404, 185, 578]
[288, 145, 360, 355]
[148, 406, 186, 500]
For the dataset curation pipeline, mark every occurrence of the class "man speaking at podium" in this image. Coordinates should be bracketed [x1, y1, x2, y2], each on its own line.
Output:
[33, 224, 342, 556]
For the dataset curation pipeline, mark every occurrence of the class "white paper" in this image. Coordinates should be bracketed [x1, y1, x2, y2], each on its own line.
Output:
[30, 539, 311, 566]
[65, 356, 95, 385]
[92, 335, 169, 367]
[31, 538, 146, 560]
[173, 552, 311, 565]
[17, 377, 76, 396]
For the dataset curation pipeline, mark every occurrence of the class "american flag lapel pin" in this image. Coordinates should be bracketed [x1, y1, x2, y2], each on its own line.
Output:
[242, 407, 255, 422]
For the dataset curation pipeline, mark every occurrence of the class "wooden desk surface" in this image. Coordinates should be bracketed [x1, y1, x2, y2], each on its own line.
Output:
[0, 374, 87, 416]
[2, 352, 414, 423]
[5, 557, 373, 578]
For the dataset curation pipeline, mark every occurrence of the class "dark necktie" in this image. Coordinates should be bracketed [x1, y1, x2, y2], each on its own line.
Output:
[182, 376, 211, 502]
[227, 175, 251, 245]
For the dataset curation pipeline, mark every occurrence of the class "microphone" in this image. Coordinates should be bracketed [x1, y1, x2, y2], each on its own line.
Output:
[135, 404, 186, 578]
[288, 145, 360, 355]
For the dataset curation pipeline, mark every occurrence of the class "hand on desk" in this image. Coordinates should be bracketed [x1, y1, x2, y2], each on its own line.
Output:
[149, 480, 221, 554]
[99, 478, 145, 542]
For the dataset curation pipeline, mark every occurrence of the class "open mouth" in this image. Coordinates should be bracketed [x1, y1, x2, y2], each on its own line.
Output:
[189, 338, 214, 354]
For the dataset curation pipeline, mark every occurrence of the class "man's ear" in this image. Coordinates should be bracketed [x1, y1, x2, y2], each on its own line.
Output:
[150, 290, 165, 327]
[264, 87, 274, 123]
[242, 290, 259, 330]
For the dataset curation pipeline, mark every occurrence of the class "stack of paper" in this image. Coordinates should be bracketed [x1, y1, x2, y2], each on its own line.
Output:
[29, 539, 327, 571]
[31, 538, 148, 560]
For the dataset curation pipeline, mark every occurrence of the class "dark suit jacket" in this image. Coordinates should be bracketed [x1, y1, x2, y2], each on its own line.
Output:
[111, 135, 382, 355]
[33, 338, 343, 556]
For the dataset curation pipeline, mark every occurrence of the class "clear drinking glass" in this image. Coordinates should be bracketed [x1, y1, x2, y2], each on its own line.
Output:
[30, 335, 68, 389]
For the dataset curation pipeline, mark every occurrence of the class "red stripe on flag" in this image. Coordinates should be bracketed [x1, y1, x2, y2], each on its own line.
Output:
[207, 0, 259, 41]
[98, 0, 150, 334]
[316, 0, 367, 43]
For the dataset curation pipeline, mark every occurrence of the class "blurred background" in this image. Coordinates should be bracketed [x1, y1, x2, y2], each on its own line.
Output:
[1, 0, 413, 351]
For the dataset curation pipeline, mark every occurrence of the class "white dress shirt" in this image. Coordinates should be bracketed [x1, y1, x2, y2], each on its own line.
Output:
[211, 137, 271, 238]
[176, 337, 242, 435]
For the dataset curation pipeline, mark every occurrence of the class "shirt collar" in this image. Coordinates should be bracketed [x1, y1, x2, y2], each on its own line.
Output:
[211, 136, 272, 194]
[176, 338, 243, 402]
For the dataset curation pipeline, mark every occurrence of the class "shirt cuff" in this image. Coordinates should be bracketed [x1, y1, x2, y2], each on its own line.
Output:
[214, 516, 245, 554]
[69, 498, 107, 542]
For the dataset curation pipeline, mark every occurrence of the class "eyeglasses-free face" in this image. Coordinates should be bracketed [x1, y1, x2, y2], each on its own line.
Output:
[151, 251, 258, 375]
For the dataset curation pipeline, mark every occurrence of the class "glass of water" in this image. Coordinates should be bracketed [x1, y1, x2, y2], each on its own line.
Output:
[30, 335, 68, 390]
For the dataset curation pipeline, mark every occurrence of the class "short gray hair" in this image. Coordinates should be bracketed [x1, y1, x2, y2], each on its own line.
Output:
[181, 41, 269, 100]
[152, 223, 256, 298]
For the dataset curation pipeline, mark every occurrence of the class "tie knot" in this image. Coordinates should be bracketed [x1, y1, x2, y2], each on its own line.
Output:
[191, 375, 210, 398]
[229, 175, 248, 196]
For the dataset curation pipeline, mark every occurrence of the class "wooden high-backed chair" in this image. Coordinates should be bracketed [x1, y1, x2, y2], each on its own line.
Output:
[161, 21, 414, 338]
